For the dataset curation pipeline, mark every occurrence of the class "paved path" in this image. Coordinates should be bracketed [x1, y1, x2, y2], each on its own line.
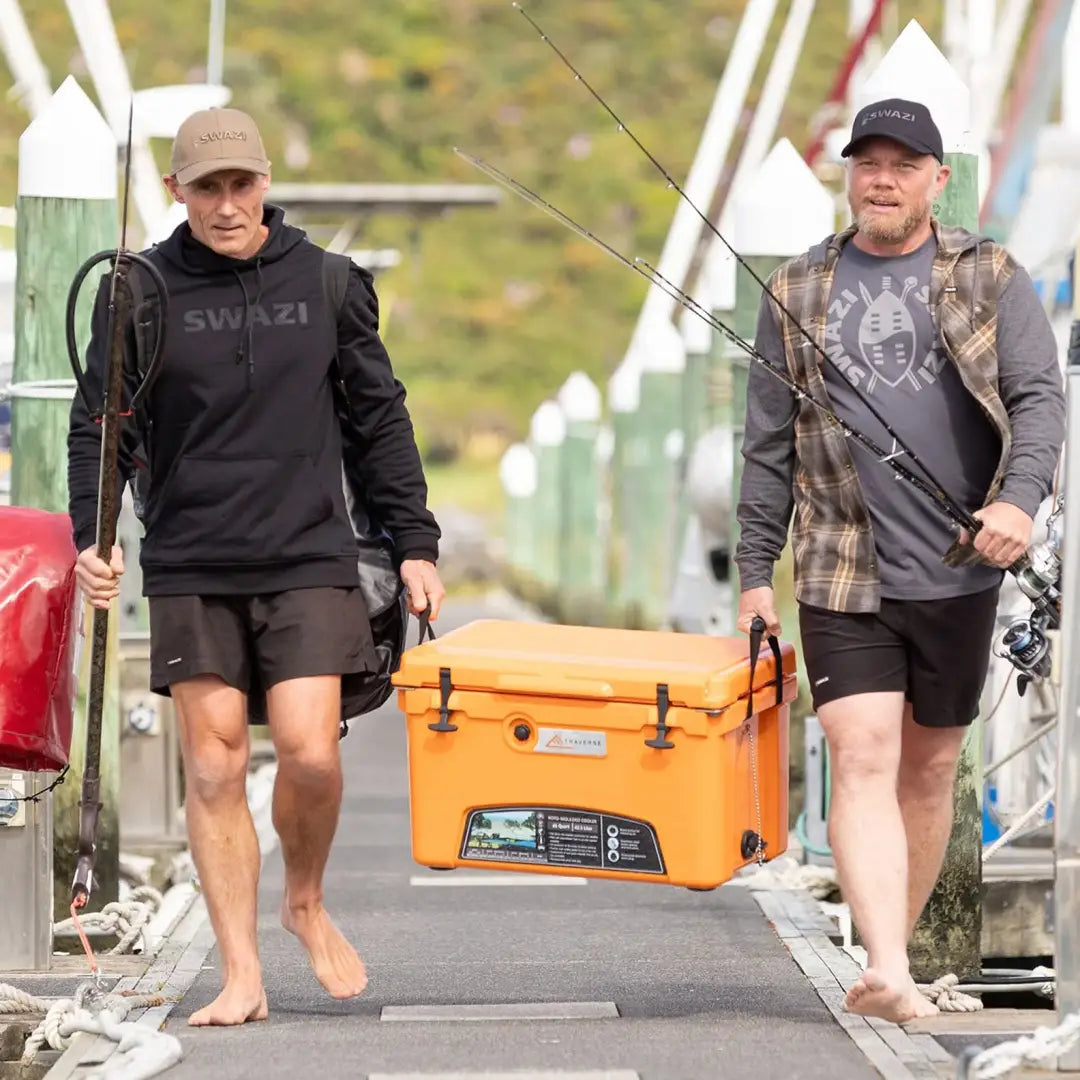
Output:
[161, 599, 885, 1080]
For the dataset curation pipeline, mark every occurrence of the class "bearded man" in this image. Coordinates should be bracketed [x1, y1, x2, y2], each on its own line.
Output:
[733, 98, 1065, 1024]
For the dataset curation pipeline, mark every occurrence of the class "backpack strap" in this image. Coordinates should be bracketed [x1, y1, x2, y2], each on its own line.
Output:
[123, 262, 160, 513]
[125, 261, 160, 381]
[321, 249, 352, 353]
[322, 248, 358, 438]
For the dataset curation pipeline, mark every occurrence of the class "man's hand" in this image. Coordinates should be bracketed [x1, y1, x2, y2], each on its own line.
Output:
[75, 544, 124, 610]
[959, 501, 1033, 569]
[736, 586, 781, 637]
[400, 559, 445, 621]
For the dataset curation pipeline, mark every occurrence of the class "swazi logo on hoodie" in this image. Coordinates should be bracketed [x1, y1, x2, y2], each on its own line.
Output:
[183, 302, 310, 332]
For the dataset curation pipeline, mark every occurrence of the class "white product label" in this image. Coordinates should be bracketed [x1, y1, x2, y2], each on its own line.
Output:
[533, 728, 607, 757]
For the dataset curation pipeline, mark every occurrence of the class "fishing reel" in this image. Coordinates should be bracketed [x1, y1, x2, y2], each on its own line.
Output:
[994, 499, 1063, 696]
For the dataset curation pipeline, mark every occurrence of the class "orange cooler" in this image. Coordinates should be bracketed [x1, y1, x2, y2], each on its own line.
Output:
[392, 619, 797, 890]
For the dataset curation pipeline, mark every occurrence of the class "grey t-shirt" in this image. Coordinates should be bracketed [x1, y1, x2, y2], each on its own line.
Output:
[821, 235, 1002, 599]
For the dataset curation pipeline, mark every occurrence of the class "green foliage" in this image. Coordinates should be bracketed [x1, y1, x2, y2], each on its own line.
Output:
[1, 1, 946, 453]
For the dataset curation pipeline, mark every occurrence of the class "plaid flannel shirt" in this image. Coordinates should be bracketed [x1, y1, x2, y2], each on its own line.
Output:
[750, 218, 1022, 613]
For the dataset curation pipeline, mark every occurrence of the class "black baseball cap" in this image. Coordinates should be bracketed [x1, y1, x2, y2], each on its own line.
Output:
[841, 98, 944, 163]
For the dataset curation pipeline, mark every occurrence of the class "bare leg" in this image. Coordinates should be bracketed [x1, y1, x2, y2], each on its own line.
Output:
[897, 704, 968, 938]
[267, 675, 367, 999]
[173, 677, 267, 1026]
[819, 692, 937, 1023]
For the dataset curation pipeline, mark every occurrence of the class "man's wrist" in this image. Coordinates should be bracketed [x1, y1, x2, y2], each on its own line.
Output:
[993, 484, 1043, 521]
[735, 565, 774, 592]
[399, 549, 438, 566]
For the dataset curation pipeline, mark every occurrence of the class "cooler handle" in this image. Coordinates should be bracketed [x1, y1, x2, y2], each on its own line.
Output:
[417, 605, 437, 645]
[746, 616, 783, 721]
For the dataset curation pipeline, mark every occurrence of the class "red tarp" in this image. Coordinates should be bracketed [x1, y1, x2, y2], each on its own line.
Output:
[0, 507, 79, 772]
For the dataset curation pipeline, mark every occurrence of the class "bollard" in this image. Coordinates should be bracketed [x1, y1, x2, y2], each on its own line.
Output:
[594, 422, 616, 610]
[620, 317, 686, 629]
[679, 302, 715, 499]
[527, 400, 566, 612]
[705, 242, 739, 606]
[0, 769, 54, 971]
[606, 363, 641, 626]
[665, 297, 720, 631]
[498, 442, 538, 592]
[11, 76, 122, 937]
[556, 372, 605, 624]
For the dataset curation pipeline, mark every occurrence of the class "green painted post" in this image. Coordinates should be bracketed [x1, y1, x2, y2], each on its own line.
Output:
[11, 76, 122, 927]
[498, 442, 537, 597]
[527, 400, 566, 615]
[707, 252, 738, 441]
[665, 303, 717, 629]
[630, 370, 683, 629]
[699, 245, 739, 608]
[593, 421, 616, 615]
[606, 365, 640, 627]
[858, 19, 984, 983]
[619, 318, 686, 630]
[556, 372, 605, 625]
[680, 305, 714, 470]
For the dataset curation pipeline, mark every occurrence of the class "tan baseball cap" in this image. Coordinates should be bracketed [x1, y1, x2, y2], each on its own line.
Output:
[170, 107, 271, 184]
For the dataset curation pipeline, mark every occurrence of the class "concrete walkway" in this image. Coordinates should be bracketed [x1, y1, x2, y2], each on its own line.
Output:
[156, 598, 897, 1080]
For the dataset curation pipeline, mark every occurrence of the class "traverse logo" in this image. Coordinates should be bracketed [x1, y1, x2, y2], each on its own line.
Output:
[534, 728, 607, 757]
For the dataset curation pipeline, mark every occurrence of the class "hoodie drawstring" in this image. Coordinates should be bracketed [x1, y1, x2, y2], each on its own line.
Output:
[232, 258, 264, 388]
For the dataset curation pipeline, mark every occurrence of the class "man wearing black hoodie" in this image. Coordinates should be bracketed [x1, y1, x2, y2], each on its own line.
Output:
[67, 108, 444, 1026]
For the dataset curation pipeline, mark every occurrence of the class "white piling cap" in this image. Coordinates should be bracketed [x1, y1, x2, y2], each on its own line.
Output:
[608, 363, 641, 413]
[131, 83, 231, 139]
[499, 443, 538, 498]
[529, 400, 567, 446]
[627, 312, 686, 374]
[680, 300, 713, 355]
[733, 138, 835, 256]
[19, 76, 117, 200]
[557, 371, 602, 423]
[855, 20, 971, 153]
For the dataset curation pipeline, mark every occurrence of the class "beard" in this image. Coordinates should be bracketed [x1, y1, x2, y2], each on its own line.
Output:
[855, 196, 931, 244]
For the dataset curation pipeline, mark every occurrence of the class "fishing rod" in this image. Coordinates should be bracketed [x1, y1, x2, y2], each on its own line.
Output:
[455, 145, 1063, 681]
[454, 148, 981, 538]
[508, 0, 979, 545]
[65, 100, 168, 916]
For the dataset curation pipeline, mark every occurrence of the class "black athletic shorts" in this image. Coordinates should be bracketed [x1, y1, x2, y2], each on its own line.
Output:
[148, 586, 376, 697]
[797, 585, 1001, 728]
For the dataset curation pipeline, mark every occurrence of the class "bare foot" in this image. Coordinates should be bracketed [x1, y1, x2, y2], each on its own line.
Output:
[281, 897, 368, 999]
[188, 983, 268, 1027]
[843, 969, 939, 1024]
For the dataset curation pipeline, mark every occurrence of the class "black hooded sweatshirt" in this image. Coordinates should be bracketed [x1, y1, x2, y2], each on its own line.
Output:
[67, 205, 440, 597]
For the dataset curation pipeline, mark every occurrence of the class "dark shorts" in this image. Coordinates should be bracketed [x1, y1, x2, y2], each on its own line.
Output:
[797, 585, 1001, 728]
[148, 586, 376, 697]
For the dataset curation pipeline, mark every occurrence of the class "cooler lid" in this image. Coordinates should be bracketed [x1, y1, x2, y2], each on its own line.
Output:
[392, 619, 790, 710]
